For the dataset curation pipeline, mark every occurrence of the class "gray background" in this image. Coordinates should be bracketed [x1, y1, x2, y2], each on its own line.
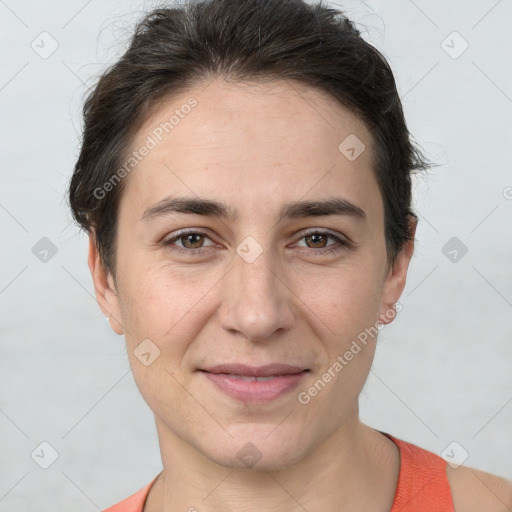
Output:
[1, 0, 511, 510]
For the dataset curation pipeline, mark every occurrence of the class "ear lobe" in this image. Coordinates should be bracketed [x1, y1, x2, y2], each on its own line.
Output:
[378, 216, 417, 326]
[88, 234, 125, 335]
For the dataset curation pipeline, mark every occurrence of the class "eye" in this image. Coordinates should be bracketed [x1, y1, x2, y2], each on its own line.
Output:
[292, 229, 351, 256]
[162, 228, 351, 257]
[162, 230, 216, 255]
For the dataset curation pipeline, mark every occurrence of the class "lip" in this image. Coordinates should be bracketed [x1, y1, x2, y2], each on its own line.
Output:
[199, 364, 310, 403]
[201, 363, 308, 377]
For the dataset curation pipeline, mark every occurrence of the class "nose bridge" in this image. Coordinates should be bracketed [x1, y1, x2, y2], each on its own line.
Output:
[236, 239, 278, 299]
[219, 236, 294, 341]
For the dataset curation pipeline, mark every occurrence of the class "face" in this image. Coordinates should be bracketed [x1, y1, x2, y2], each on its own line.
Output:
[90, 78, 414, 471]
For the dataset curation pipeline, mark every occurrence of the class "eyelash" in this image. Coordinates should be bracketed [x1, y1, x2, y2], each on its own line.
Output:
[162, 229, 352, 257]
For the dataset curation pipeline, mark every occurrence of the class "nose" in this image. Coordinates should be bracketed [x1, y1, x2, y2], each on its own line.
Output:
[218, 244, 295, 343]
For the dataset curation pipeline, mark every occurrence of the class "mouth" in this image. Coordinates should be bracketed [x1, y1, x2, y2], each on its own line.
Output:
[198, 364, 310, 402]
[200, 363, 309, 377]
[207, 374, 287, 382]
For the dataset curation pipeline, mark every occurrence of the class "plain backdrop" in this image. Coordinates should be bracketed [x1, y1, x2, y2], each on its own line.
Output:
[0, 0, 511, 510]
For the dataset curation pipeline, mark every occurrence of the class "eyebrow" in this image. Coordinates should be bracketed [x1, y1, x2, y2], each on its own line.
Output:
[140, 196, 367, 223]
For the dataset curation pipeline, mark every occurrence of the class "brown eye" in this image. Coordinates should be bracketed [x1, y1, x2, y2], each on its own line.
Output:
[180, 233, 205, 249]
[294, 230, 352, 256]
[304, 233, 329, 249]
[162, 230, 216, 255]
[162, 229, 352, 258]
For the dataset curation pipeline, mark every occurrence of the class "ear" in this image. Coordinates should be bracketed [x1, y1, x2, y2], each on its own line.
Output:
[88, 234, 125, 335]
[378, 215, 417, 325]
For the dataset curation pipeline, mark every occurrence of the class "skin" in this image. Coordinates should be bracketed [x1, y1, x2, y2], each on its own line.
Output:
[88, 78, 512, 511]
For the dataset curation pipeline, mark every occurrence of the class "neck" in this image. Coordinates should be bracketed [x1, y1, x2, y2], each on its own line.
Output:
[144, 410, 400, 512]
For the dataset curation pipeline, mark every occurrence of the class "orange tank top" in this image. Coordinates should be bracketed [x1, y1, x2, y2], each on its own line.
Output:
[103, 431, 455, 511]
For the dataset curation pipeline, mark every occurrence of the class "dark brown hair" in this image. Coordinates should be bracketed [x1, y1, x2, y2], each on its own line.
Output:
[68, 0, 430, 278]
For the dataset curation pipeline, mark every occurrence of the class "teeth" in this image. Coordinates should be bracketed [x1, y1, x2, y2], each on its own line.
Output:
[224, 374, 276, 381]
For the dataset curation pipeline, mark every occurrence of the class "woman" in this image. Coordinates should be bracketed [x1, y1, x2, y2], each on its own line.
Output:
[68, 0, 512, 510]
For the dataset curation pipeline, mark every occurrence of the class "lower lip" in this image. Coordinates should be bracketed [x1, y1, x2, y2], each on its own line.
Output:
[201, 370, 309, 402]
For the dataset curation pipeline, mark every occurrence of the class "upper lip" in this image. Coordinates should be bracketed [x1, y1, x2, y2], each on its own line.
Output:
[201, 363, 309, 377]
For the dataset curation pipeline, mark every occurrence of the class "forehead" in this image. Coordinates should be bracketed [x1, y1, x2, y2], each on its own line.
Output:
[135, 77, 371, 156]
[120, 77, 382, 224]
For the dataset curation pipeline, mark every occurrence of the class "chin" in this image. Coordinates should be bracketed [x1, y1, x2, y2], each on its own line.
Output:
[200, 424, 312, 472]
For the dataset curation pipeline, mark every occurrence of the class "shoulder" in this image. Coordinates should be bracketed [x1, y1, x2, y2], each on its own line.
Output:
[446, 464, 512, 512]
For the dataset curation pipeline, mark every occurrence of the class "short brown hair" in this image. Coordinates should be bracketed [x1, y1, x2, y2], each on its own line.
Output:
[68, 0, 430, 277]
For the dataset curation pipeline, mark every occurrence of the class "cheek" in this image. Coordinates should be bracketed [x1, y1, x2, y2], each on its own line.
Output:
[119, 250, 384, 340]
[314, 268, 383, 392]
[296, 258, 383, 335]
[118, 259, 219, 352]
